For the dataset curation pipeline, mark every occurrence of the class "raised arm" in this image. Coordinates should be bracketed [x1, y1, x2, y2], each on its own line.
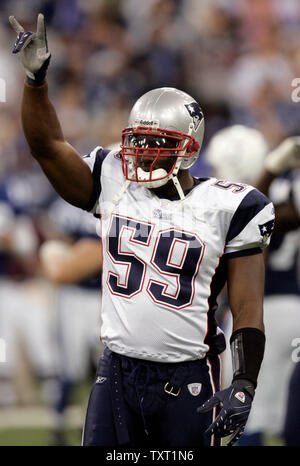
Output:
[9, 14, 93, 209]
[21, 82, 94, 208]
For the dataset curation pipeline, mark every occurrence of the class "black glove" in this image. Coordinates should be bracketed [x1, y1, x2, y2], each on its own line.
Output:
[197, 379, 254, 446]
[9, 13, 51, 86]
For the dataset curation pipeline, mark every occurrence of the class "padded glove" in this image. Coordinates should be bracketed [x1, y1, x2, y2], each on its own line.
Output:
[9, 13, 50, 85]
[197, 379, 254, 446]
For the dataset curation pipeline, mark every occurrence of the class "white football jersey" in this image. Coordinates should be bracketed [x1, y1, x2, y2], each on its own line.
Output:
[82, 147, 275, 363]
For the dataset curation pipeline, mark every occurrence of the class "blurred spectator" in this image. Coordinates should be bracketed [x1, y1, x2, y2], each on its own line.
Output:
[1, 0, 299, 158]
[1, 0, 300, 445]
[0, 168, 57, 407]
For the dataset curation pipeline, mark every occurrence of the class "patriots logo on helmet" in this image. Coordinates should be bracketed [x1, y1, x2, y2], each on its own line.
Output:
[185, 102, 203, 131]
[259, 219, 275, 243]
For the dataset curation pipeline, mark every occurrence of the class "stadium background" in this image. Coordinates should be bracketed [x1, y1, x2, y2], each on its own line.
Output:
[0, 0, 299, 446]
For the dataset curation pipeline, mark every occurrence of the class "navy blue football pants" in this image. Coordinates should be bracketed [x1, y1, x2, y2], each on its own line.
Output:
[82, 348, 221, 447]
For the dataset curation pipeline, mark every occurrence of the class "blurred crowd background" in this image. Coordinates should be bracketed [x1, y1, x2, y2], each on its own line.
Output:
[0, 0, 300, 446]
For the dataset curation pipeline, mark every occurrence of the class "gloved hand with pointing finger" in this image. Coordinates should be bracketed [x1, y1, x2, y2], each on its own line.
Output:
[9, 13, 51, 86]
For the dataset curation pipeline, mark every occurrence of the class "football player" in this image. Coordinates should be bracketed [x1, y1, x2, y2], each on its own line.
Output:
[206, 126, 300, 445]
[10, 14, 274, 447]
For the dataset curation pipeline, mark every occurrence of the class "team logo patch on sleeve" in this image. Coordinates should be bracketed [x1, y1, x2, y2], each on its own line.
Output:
[185, 103, 203, 131]
[258, 219, 275, 243]
[187, 383, 202, 396]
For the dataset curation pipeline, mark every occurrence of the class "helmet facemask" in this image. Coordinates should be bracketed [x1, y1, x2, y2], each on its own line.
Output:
[121, 126, 200, 192]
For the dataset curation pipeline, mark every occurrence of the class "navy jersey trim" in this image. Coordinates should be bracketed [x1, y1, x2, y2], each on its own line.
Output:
[84, 149, 110, 212]
[226, 189, 270, 243]
[205, 255, 227, 355]
[225, 247, 262, 259]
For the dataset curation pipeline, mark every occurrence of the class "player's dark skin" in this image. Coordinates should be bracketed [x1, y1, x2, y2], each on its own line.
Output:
[21, 81, 265, 334]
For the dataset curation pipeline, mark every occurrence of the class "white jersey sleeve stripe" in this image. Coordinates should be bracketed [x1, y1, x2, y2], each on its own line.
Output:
[225, 201, 275, 255]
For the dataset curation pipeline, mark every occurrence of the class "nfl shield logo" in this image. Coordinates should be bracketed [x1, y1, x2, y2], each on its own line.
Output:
[96, 376, 107, 384]
[234, 391, 246, 403]
[187, 383, 202, 396]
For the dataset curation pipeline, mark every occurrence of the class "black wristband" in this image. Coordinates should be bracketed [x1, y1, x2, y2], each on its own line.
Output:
[232, 378, 255, 399]
[230, 327, 265, 388]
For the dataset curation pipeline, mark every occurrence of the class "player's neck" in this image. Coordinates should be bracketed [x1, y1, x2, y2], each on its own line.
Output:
[150, 171, 194, 199]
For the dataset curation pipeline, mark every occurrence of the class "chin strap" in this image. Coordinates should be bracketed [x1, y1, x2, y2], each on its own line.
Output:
[170, 157, 186, 200]
[171, 175, 185, 200]
[103, 154, 194, 221]
[174, 176, 204, 226]
[102, 179, 131, 221]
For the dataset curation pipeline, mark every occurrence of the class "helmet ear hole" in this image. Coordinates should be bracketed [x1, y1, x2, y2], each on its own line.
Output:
[187, 141, 200, 153]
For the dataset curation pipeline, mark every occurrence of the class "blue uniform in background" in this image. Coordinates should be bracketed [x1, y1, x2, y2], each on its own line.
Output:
[240, 170, 300, 445]
[46, 197, 103, 444]
[0, 170, 57, 404]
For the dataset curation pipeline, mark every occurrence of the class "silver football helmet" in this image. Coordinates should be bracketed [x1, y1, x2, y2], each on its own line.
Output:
[205, 125, 269, 184]
[121, 87, 205, 196]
